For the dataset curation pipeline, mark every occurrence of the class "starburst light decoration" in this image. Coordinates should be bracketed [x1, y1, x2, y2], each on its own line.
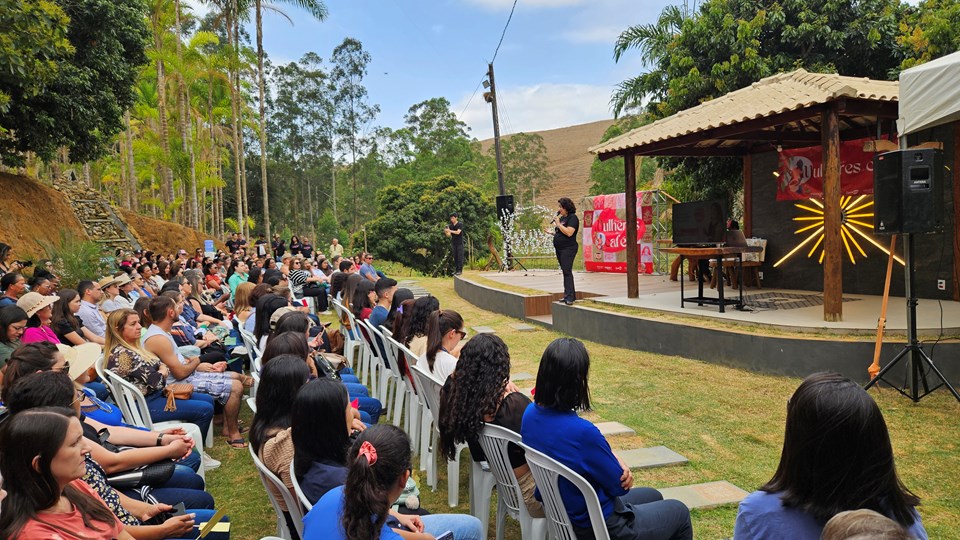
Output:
[772, 195, 904, 268]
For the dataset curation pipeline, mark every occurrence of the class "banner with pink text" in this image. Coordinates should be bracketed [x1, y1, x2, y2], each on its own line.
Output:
[581, 192, 655, 274]
[775, 137, 876, 200]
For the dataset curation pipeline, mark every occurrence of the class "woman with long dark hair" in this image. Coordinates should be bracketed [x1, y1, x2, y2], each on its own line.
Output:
[51, 289, 105, 345]
[438, 334, 543, 517]
[350, 280, 376, 320]
[0, 304, 27, 369]
[521, 338, 692, 540]
[421, 309, 465, 382]
[0, 407, 133, 539]
[733, 372, 927, 539]
[551, 197, 580, 305]
[395, 295, 439, 356]
[301, 423, 482, 540]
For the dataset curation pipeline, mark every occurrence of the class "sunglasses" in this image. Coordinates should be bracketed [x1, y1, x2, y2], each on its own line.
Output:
[455, 330, 467, 339]
[60, 361, 71, 374]
[70, 389, 85, 407]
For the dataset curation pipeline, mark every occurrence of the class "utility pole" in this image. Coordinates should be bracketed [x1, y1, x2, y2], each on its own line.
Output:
[486, 63, 506, 196]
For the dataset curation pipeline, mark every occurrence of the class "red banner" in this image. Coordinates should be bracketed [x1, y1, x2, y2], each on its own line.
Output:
[582, 192, 655, 274]
[775, 137, 876, 200]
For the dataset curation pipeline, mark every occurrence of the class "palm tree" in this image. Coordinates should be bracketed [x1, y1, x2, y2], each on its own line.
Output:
[610, 5, 685, 118]
[253, 0, 328, 239]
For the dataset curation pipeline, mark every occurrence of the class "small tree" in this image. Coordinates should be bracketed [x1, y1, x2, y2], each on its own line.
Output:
[40, 230, 113, 290]
[363, 175, 494, 274]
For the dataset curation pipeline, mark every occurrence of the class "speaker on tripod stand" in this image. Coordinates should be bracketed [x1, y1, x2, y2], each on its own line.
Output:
[865, 148, 959, 402]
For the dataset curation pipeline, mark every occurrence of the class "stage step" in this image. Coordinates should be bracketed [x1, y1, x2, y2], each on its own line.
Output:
[471, 326, 496, 334]
[511, 372, 535, 382]
[526, 314, 553, 328]
[658, 481, 748, 510]
[618, 446, 688, 469]
[510, 323, 538, 332]
[594, 421, 635, 436]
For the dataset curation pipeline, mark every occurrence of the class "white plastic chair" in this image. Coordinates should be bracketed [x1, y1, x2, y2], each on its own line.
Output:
[355, 320, 388, 406]
[289, 459, 313, 511]
[519, 442, 611, 540]
[102, 367, 214, 450]
[478, 424, 548, 540]
[408, 363, 494, 510]
[363, 321, 404, 425]
[381, 332, 423, 455]
[330, 300, 363, 379]
[249, 446, 303, 540]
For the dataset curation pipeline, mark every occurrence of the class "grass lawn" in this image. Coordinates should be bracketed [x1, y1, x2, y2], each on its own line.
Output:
[204, 274, 960, 539]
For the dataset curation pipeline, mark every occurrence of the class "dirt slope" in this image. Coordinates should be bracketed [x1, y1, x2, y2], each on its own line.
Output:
[120, 210, 223, 256]
[0, 173, 88, 258]
[480, 118, 614, 207]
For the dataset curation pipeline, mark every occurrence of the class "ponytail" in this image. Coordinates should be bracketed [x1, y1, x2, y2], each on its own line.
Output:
[424, 309, 463, 373]
[341, 425, 412, 540]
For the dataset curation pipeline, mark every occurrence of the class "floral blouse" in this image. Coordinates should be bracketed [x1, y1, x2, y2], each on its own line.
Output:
[83, 455, 139, 526]
[106, 345, 166, 396]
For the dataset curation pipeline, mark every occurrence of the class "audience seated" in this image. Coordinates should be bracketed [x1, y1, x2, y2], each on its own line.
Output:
[351, 281, 376, 321]
[438, 334, 544, 518]
[77, 279, 107, 338]
[0, 272, 26, 307]
[821, 509, 913, 540]
[368, 278, 398, 329]
[17, 291, 61, 344]
[0, 305, 27, 371]
[733, 372, 927, 540]
[385, 288, 414, 331]
[420, 309, 466, 382]
[52, 288, 105, 345]
[301, 423, 482, 540]
[102, 274, 134, 313]
[521, 338, 693, 540]
[394, 295, 438, 358]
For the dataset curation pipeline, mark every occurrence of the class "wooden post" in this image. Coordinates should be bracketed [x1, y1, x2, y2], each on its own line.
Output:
[870, 235, 897, 380]
[625, 154, 639, 298]
[822, 104, 843, 321]
[743, 154, 753, 236]
[954, 121, 960, 302]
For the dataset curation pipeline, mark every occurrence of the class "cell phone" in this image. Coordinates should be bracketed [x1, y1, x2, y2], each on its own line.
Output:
[171, 502, 187, 517]
[435, 532, 454, 540]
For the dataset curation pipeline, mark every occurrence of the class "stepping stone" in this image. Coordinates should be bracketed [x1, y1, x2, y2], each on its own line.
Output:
[511, 372, 535, 382]
[472, 326, 496, 334]
[658, 481, 749, 510]
[593, 421, 635, 437]
[619, 446, 688, 469]
[510, 323, 537, 332]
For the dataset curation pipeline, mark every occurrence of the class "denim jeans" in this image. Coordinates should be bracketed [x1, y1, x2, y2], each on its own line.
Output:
[352, 395, 382, 424]
[123, 482, 215, 509]
[146, 391, 215, 440]
[421, 513, 483, 540]
[599, 487, 693, 540]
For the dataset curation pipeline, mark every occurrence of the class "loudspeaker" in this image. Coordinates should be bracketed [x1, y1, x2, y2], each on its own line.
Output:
[873, 149, 944, 234]
[496, 195, 515, 219]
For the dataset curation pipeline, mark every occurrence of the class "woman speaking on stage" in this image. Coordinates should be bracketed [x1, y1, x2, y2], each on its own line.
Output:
[552, 197, 580, 305]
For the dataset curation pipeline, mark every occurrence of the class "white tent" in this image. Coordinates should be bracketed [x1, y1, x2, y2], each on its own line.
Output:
[898, 50, 960, 135]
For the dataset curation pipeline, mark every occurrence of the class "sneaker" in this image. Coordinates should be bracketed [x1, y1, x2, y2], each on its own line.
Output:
[563, 298, 574, 305]
[202, 452, 221, 471]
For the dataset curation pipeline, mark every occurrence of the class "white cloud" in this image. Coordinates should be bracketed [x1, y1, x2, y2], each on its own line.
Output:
[182, 0, 211, 18]
[456, 82, 613, 140]
[464, 0, 587, 11]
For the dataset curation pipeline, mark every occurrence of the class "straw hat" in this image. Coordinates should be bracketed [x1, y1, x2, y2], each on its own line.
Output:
[98, 275, 119, 289]
[112, 274, 132, 287]
[16, 291, 59, 318]
[56, 343, 103, 381]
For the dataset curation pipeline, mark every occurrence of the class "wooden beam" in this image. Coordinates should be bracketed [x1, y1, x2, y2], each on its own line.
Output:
[954, 121, 960, 302]
[837, 99, 900, 118]
[625, 155, 639, 298]
[822, 104, 843, 321]
[743, 154, 753, 237]
[634, 147, 748, 157]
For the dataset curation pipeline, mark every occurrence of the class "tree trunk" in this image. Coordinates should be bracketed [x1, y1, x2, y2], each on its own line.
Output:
[124, 110, 138, 212]
[156, 56, 174, 213]
[255, 0, 271, 240]
[228, 0, 244, 238]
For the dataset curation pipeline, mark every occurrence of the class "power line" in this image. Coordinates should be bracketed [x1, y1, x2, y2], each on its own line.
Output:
[490, 0, 519, 64]
[458, 77, 487, 122]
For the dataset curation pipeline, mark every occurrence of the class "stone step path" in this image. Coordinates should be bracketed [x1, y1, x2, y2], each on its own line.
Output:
[471, 326, 496, 334]
[396, 281, 431, 298]
[510, 323, 538, 332]
[594, 421, 636, 437]
[618, 446, 688, 469]
[54, 184, 140, 252]
[510, 372, 535, 382]
[659, 481, 748, 510]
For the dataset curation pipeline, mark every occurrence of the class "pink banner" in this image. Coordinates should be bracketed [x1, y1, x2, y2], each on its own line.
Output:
[582, 192, 655, 274]
[776, 137, 876, 200]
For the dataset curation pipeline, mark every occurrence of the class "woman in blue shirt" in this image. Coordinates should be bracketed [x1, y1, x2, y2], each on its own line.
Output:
[521, 338, 692, 540]
[734, 372, 927, 540]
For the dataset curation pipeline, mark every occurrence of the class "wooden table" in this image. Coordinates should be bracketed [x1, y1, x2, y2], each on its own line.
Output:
[662, 246, 763, 313]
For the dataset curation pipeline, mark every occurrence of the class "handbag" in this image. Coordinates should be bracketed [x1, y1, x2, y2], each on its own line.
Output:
[107, 460, 177, 489]
[163, 383, 194, 411]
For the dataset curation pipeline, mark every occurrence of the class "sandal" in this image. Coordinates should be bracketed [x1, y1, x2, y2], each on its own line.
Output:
[241, 375, 255, 388]
[226, 437, 247, 449]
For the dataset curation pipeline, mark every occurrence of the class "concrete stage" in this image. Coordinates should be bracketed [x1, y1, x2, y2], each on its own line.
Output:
[455, 271, 960, 384]
[476, 270, 960, 334]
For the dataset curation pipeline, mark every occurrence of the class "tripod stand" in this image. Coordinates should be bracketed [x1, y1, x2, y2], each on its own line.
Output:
[864, 233, 960, 402]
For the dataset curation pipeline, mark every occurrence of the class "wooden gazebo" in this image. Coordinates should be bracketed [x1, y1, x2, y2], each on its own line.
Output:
[590, 69, 901, 321]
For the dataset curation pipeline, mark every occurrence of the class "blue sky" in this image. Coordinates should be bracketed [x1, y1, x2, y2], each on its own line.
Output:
[189, 0, 675, 139]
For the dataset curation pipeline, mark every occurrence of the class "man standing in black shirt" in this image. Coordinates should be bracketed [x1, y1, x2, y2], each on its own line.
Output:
[444, 212, 464, 276]
[552, 198, 580, 305]
[225, 233, 239, 254]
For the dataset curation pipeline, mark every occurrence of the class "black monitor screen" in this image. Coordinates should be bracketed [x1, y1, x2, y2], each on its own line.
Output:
[672, 200, 727, 246]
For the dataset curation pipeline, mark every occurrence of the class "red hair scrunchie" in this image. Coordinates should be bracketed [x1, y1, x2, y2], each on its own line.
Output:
[357, 440, 378, 465]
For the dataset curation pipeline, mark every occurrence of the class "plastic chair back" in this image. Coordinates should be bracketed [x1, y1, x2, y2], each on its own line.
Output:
[289, 460, 313, 511]
[249, 445, 302, 539]
[102, 369, 156, 429]
[478, 424, 527, 520]
[518, 442, 611, 540]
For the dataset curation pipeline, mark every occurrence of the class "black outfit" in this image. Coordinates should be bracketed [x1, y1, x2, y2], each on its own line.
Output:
[449, 221, 464, 275]
[272, 239, 285, 259]
[301, 243, 314, 259]
[464, 391, 530, 467]
[554, 213, 579, 303]
[289, 241, 302, 257]
[225, 239, 238, 253]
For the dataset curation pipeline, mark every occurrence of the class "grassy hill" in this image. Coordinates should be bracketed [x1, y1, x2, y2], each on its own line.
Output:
[479, 118, 614, 207]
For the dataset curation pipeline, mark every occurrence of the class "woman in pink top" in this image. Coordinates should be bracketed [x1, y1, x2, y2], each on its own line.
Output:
[16, 291, 61, 344]
[0, 408, 132, 539]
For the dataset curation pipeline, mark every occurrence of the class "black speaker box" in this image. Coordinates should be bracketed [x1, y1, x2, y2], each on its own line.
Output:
[873, 148, 944, 234]
[496, 194, 515, 218]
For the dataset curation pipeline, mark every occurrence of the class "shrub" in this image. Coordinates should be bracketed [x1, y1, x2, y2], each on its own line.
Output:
[39, 230, 113, 289]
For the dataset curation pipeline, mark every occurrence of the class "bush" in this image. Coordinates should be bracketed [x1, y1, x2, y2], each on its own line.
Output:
[362, 175, 494, 275]
[39, 230, 113, 289]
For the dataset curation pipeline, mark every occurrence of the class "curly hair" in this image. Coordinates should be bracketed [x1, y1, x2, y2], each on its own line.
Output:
[437, 334, 511, 462]
[396, 295, 439, 347]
